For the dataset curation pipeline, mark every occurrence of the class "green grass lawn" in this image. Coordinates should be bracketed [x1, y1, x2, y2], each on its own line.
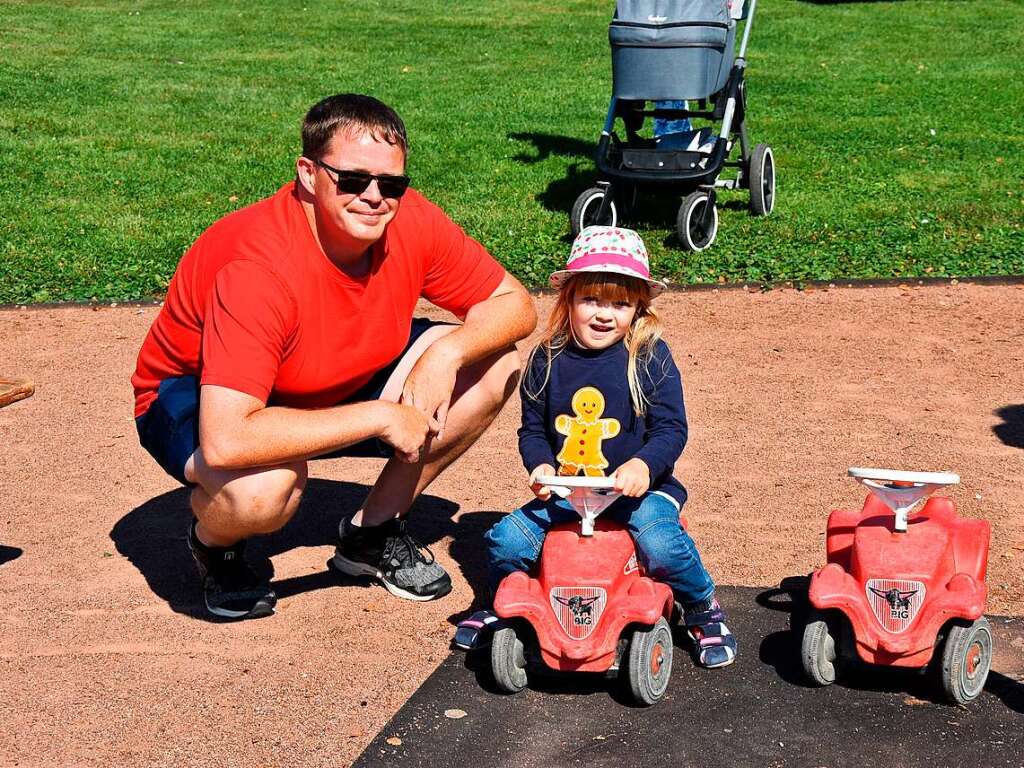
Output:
[1, 0, 1022, 302]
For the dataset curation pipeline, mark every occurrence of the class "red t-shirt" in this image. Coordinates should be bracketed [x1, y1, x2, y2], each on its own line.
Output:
[132, 182, 505, 418]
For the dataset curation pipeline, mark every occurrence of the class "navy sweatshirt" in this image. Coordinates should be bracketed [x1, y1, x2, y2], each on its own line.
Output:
[518, 338, 688, 508]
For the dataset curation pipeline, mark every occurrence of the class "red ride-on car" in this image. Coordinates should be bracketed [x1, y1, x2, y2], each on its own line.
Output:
[490, 476, 678, 706]
[802, 468, 993, 705]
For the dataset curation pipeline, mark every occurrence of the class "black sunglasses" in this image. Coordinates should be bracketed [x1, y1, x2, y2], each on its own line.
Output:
[314, 159, 411, 199]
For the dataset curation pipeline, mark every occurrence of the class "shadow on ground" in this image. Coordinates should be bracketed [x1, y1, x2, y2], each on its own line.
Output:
[355, 584, 1024, 768]
[445, 510, 503, 623]
[111, 479, 477, 622]
[507, 131, 750, 241]
[0, 545, 23, 567]
[993, 404, 1024, 449]
[508, 132, 596, 226]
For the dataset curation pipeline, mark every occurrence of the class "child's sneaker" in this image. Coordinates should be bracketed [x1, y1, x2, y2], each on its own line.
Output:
[683, 596, 737, 668]
[453, 609, 504, 651]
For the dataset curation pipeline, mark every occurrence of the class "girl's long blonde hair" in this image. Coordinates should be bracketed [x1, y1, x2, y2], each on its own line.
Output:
[525, 272, 663, 417]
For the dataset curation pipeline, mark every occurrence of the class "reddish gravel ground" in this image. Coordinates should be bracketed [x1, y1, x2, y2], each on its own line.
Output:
[2, 283, 1022, 767]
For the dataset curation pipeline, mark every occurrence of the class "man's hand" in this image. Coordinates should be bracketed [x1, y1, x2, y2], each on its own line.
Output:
[378, 402, 432, 463]
[401, 340, 461, 439]
[529, 464, 558, 501]
[613, 458, 651, 498]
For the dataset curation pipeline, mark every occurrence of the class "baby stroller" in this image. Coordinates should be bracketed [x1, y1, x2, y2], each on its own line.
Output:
[571, 0, 775, 251]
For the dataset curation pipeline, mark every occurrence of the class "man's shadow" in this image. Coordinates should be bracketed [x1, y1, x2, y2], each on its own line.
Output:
[993, 404, 1024, 449]
[110, 478, 499, 622]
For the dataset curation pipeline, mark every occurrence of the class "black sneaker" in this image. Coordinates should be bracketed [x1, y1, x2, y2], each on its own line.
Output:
[187, 520, 276, 620]
[330, 517, 452, 602]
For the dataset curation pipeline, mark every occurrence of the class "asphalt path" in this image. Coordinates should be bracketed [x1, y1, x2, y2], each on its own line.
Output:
[355, 585, 1023, 768]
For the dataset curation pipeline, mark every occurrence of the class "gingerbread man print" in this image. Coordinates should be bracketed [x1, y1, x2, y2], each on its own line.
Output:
[555, 386, 621, 476]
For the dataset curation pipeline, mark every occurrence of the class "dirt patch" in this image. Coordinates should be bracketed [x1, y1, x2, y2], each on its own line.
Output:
[1, 283, 1022, 767]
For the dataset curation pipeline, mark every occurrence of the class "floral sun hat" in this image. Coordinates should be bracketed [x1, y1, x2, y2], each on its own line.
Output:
[549, 226, 666, 298]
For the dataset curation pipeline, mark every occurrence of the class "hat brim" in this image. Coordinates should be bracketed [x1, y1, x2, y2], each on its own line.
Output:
[549, 264, 666, 298]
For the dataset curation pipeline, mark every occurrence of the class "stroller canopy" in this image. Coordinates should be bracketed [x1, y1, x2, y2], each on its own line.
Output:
[610, 0, 737, 101]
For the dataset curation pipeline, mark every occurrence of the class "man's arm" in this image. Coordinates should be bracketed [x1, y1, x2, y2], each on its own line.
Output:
[401, 272, 537, 434]
[198, 385, 430, 469]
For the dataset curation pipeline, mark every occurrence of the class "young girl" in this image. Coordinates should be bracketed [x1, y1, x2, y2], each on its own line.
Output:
[484, 226, 736, 669]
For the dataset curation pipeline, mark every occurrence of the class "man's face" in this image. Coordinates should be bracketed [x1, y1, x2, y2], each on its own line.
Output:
[311, 129, 406, 248]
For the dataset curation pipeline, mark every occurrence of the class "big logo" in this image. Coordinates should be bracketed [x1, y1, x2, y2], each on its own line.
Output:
[865, 578, 926, 633]
[550, 587, 608, 640]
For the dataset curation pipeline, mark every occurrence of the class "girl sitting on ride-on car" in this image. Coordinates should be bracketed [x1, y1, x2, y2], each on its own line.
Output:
[484, 226, 736, 669]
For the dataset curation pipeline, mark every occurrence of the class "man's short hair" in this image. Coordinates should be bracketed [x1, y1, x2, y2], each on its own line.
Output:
[301, 94, 409, 161]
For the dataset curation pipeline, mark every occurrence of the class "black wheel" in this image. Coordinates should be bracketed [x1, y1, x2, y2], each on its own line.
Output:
[490, 626, 528, 694]
[623, 617, 673, 706]
[748, 143, 775, 216]
[940, 617, 993, 705]
[676, 191, 718, 252]
[571, 186, 618, 238]
[801, 610, 839, 686]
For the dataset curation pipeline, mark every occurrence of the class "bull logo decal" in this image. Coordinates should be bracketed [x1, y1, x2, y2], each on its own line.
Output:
[553, 594, 601, 625]
[550, 587, 607, 640]
[865, 579, 926, 633]
[868, 586, 918, 613]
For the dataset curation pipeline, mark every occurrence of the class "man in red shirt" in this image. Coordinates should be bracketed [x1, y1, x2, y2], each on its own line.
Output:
[133, 94, 536, 620]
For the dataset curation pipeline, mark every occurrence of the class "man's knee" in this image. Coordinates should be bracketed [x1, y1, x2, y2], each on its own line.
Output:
[458, 345, 521, 405]
[200, 461, 307, 534]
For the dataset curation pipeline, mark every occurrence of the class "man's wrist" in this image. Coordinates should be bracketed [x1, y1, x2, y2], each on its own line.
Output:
[368, 400, 398, 438]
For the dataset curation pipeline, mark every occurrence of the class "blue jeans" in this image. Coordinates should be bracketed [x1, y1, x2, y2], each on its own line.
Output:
[485, 492, 715, 605]
[653, 100, 692, 136]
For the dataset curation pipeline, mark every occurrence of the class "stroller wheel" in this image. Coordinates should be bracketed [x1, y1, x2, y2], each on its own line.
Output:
[748, 144, 776, 217]
[571, 186, 618, 238]
[676, 191, 718, 252]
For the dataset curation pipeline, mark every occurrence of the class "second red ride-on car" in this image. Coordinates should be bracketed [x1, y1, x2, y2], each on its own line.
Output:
[802, 468, 993, 704]
[490, 476, 679, 706]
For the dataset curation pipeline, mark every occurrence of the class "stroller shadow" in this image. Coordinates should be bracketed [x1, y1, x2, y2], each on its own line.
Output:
[0, 545, 23, 567]
[507, 132, 594, 165]
[111, 478, 462, 622]
[508, 132, 597, 219]
[507, 131, 746, 232]
[992, 404, 1024, 449]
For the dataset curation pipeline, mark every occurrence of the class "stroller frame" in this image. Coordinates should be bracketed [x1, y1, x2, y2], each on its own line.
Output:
[574, 0, 775, 252]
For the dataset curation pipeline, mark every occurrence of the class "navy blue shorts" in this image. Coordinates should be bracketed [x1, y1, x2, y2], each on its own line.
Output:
[136, 318, 450, 486]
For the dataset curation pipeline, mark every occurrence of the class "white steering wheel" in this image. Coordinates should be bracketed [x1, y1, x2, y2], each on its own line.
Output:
[847, 467, 959, 532]
[534, 475, 621, 536]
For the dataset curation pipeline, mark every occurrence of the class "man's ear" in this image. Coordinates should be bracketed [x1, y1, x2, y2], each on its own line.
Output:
[296, 156, 317, 195]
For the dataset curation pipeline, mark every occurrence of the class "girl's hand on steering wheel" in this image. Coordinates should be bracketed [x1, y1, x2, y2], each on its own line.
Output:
[529, 464, 557, 501]
[613, 458, 650, 497]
